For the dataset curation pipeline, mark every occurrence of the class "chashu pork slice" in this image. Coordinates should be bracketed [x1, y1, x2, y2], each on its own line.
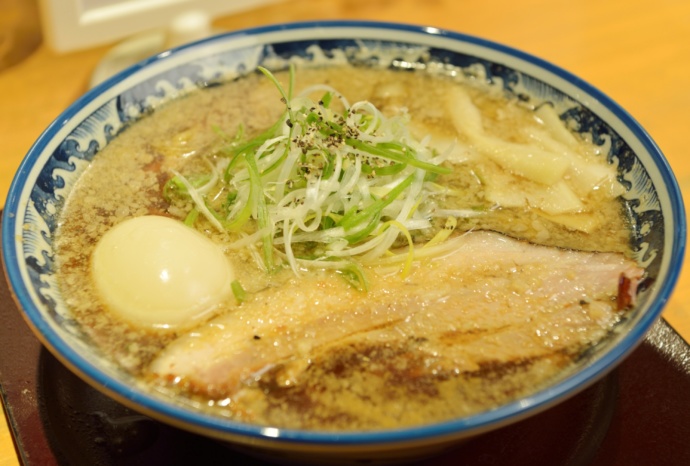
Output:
[148, 230, 644, 400]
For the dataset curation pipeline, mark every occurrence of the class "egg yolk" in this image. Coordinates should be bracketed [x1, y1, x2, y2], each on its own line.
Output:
[91, 215, 234, 329]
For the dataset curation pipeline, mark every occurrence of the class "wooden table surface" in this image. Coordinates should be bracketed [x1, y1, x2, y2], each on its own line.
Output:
[1, 0, 689, 463]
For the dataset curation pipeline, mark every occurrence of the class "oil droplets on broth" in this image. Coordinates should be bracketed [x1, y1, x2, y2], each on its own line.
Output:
[91, 215, 235, 329]
[55, 63, 643, 430]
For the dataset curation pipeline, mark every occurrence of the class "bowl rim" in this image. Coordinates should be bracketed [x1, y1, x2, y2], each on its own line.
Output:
[2, 19, 687, 446]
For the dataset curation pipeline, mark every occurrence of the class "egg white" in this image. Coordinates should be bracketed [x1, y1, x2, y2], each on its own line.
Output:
[91, 215, 234, 329]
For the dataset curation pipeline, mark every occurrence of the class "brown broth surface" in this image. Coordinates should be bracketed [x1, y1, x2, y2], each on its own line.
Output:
[55, 64, 635, 430]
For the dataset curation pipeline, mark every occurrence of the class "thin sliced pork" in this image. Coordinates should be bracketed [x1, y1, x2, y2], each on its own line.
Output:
[149, 231, 643, 418]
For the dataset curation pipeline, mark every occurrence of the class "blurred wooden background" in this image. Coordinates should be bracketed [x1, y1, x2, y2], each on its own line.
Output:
[1, 1, 689, 464]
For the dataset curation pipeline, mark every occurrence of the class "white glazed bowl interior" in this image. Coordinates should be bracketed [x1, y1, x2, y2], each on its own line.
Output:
[1, 20, 686, 462]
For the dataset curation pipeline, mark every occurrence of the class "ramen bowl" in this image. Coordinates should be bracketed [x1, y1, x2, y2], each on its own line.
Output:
[1, 21, 686, 465]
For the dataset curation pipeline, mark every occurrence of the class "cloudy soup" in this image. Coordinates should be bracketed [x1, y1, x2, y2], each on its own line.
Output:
[55, 59, 644, 431]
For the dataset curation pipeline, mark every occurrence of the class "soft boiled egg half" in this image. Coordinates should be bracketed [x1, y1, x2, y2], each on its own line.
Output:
[91, 215, 234, 329]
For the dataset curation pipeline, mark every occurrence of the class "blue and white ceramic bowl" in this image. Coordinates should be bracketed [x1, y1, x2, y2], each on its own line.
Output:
[2, 21, 686, 464]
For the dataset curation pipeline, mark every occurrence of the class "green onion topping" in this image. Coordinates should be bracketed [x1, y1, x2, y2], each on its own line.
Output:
[165, 65, 455, 279]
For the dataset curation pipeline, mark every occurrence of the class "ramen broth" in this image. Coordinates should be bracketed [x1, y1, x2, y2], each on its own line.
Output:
[55, 63, 641, 430]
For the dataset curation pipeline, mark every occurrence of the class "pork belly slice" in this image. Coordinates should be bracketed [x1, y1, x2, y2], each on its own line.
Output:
[148, 230, 644, 399]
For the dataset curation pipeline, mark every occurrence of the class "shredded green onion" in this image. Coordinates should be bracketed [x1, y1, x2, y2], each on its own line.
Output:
[166, 65, 460, 282]
[231, 280, 247, 303]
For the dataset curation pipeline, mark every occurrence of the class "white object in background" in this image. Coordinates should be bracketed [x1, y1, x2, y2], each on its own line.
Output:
[38, 0, 279, 53]
[166, 9, 213, 48]
[89, 10, 215, 87]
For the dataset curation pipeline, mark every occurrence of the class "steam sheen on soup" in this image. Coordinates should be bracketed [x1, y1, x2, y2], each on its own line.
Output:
[55, 62, 643, 430]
